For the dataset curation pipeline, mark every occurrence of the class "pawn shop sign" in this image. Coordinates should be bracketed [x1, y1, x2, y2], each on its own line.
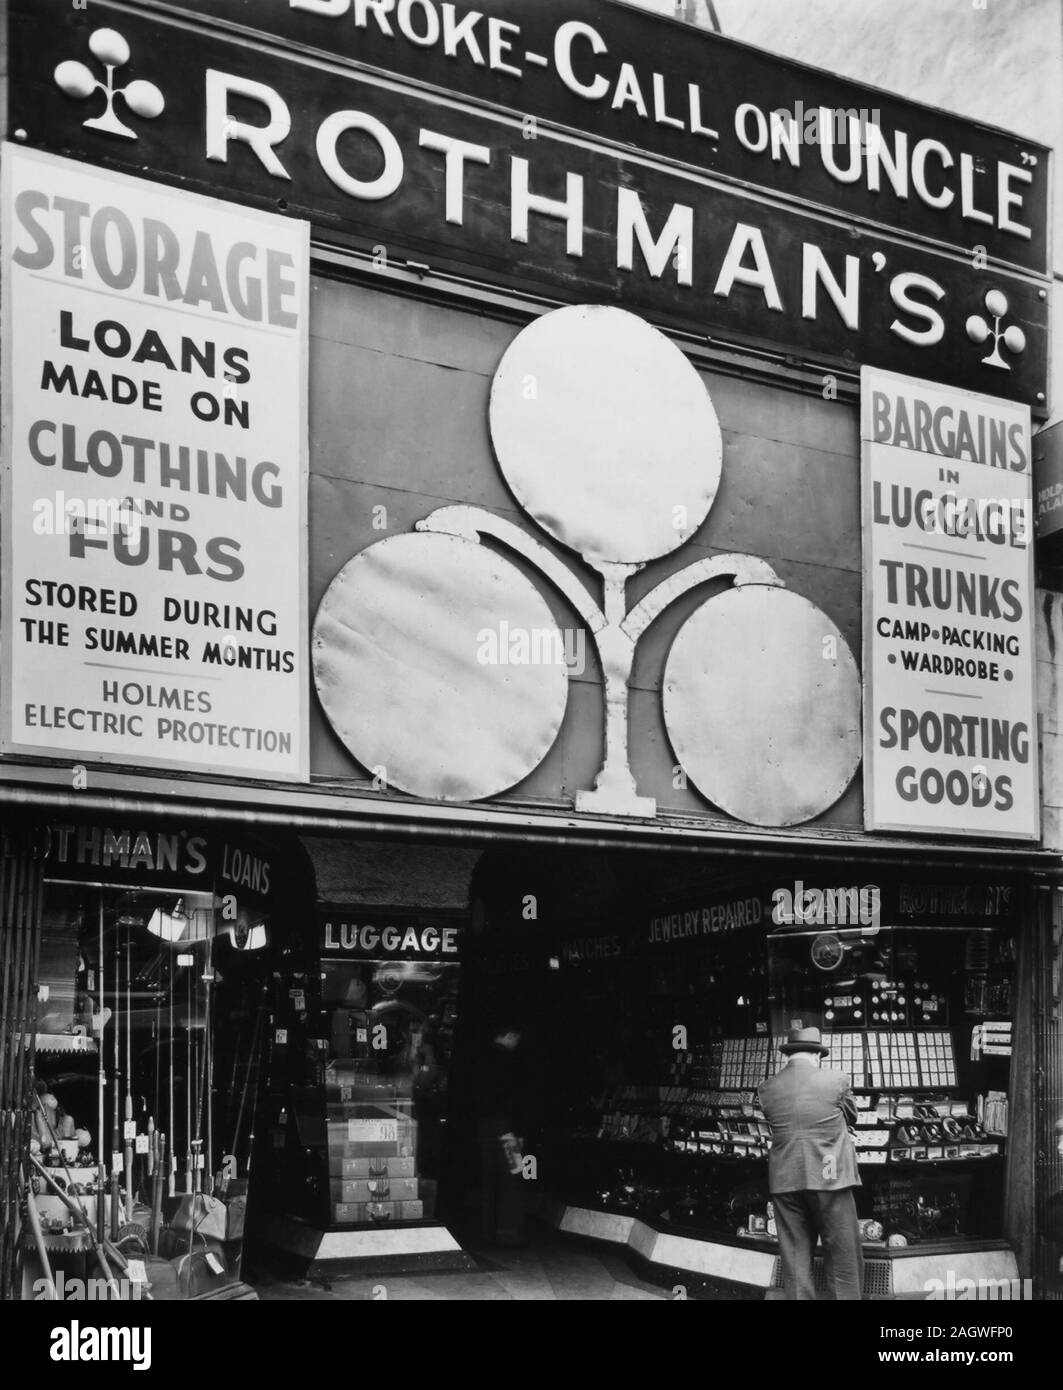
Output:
[8, 0, 1050, 410]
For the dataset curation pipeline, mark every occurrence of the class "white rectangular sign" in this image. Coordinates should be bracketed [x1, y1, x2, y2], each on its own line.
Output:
[1, 145, 309, 779]
[861, 367, 1038, 840]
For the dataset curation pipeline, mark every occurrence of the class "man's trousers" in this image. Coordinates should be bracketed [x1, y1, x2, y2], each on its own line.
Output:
[771, 1188, 864, 1300]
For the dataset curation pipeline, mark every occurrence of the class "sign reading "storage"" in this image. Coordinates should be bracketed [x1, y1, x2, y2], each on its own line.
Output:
[0, 145, 310, 779]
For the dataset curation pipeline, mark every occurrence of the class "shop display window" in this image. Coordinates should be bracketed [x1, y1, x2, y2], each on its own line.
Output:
[541, 884, 1016, 1254]
[766, 920, 1013, 1246]
[320, 958, 460, 1226]
[262, 909, 462, 1230]
[27, 878, 269, 1298]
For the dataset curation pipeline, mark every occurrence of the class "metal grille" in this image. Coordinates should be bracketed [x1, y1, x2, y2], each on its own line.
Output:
[770, 1254, 892, 1297]
[0, 828, 46, 1302]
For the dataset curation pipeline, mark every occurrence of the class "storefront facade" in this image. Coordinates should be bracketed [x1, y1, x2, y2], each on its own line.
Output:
[1, 0, 1059, 1298]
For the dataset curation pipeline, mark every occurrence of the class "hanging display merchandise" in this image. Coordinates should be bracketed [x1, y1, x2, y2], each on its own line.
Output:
[20, 822, 278, 1300]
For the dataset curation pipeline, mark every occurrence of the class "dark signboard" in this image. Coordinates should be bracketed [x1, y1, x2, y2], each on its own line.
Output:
[7, 0, 1048, 405]
[44, 819, 276, 906]
[1034, 420, 1063, 541]
[115, 0, 1049, 272]
[767, 875, 1018, 927]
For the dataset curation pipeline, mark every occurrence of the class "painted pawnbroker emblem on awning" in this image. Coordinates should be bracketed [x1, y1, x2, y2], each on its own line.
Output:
[313, 305, 861, 826]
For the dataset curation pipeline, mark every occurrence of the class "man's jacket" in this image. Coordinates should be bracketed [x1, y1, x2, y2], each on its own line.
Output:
[757, 1063, 861, 1193]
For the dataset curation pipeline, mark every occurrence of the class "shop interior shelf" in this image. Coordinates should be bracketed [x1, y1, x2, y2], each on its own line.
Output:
[871, 1155, 1004, 1166]
[30, 1033, 98, 1055]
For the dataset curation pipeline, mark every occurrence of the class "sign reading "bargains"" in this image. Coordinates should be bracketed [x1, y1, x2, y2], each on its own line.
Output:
[861, 366, 1038, 840]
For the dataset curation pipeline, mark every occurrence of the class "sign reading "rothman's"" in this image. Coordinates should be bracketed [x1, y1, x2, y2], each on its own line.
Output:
[177, 0, 1050, 271]
[8, 0, 1049, 407]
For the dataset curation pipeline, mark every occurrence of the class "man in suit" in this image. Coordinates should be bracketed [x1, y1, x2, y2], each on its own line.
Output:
[757, 1026, 863, 1300]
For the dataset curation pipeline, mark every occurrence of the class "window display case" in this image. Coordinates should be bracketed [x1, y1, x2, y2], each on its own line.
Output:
[27, 878, 268, 1298]
[765, 916, 1013, 1247]
[541, 876, 1018, 1262]
[259, 907, 462, 1230]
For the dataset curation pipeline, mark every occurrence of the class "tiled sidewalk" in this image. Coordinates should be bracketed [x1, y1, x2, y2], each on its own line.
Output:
[255, 1234, 670, 1302]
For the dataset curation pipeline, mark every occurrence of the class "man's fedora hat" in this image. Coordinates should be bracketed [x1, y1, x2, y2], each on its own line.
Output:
[780, 1026, 829, 1056]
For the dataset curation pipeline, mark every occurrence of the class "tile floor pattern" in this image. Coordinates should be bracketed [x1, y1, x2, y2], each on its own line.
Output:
[255, 1237, 671, 1302]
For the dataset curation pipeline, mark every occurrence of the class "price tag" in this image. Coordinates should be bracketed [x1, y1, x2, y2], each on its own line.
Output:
[135, 1134, 149, 1154]
[275, 1028, 288, 1045]
[205, 1252, 224, 1275]
[195, 1153, 206, 1169]
[126, 1259, 147, 1286]
[356, 1029, 368, 1043]
[290, 989, 306, 1011]
[111, 1152, 123, 1174]
[124, 1120, 137, 1141]
[339, 1085, 352, 1102]
[348, 1120, 398, 1144]
[37, 984, 50, 1002]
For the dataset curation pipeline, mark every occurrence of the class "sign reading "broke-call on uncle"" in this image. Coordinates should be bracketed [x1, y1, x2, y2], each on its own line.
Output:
[9, 0, 1049, 409]
[861, 366, 1037, 840]
[0, 145, 310, 779]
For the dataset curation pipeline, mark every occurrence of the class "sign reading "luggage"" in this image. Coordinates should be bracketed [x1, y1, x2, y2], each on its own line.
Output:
[320, 908, 461, 957]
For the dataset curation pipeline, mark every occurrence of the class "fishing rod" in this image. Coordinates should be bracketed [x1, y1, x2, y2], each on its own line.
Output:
[168, 954, 175, 1199]
[231, 982, 267, 1174]
[226, 985, 243, 1111]
[193, 1014, 208, 1198]
[243, 1019, 266, 1181]
[150, 1131, 165, 1256]
[124, 926, 134, 1218]
[223, 981, 249, 1177]
[32, 1093, 124, 1299]
[30, 1158, 123, 1300]
[241, 983, 270, 1179]
[185, 964, 193, 1196]
[205, 938, 214, 1190]
[96, 898, 105, 1246]
[110, 932, 121, 1240]
[19, 1167, 56, 1300]
[149, 980, 160, 1187]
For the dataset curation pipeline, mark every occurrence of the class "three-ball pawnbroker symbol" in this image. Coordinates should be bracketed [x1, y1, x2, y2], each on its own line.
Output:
[313, 306, 862, 828]
[965, 289, 1027, 372]
[54, 28, 165, 141]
